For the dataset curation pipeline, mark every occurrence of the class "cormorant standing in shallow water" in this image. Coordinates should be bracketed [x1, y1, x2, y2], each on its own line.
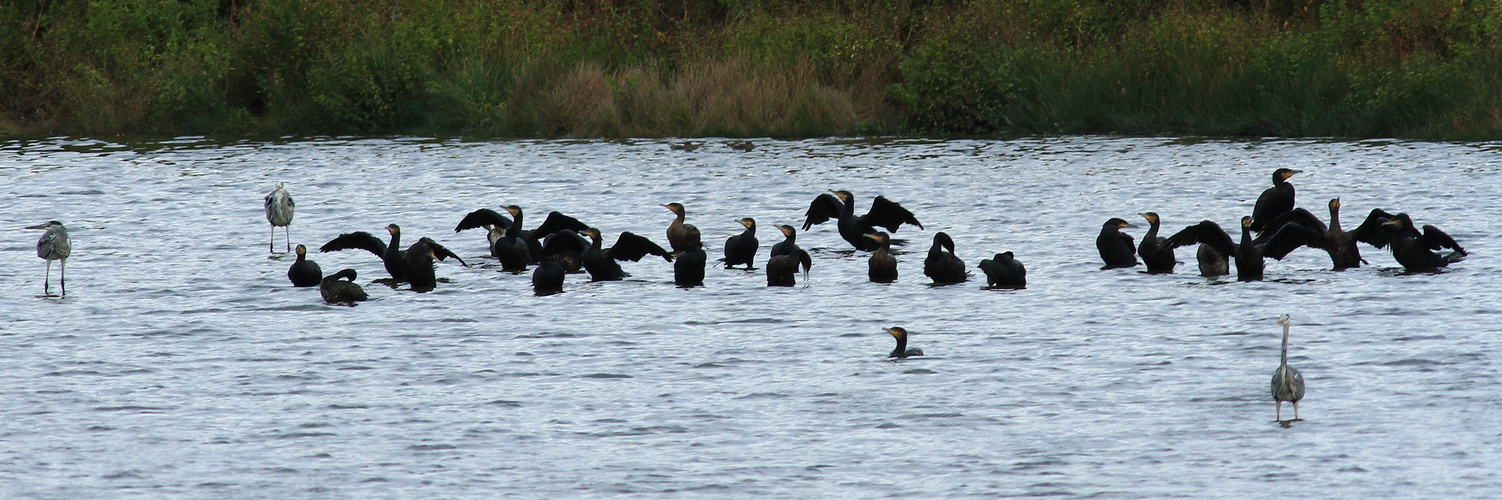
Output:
[288, 244, 322, 287]
[532, 260, 564, 295]
[1096, 218, 1139, 269]
[580, 228, 673, 281]
[1255, 199, 1392, 270]
[1137, 212, 1176, 273]
[454, 206, 589, 263]
[766, 247, 811, 286]
[26, 220, 69, 296]
[802, 190, 922, 251]
[979, 252, 1026, 288]
[487, 225, 531, 272]
[865, 232, 898, 283]
[402, 237, 467, 291]
[320, 224, 406, 280]
[674, 233, 707, 287]
[663, 203, 701, 255]
[1250, 168, 1300, 232]
[885, 327, 923, 358]
[923, 232, 967, 284]
[264, 183, 293, 253]
[1378, 213, 1466, 271]
[1271, 315, 1306, 422]
[1164, 217, 1318, 281]
[539, 229, 590, 273]
[321, 269, 368, 303]
[770, 225, 798, 258]
[723, 218, 758, 269]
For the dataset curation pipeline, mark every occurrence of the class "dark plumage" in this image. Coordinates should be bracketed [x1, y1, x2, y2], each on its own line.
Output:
[1137, 212, 1176, 273]
[1096, 218, 1139, 269]
[1378, 213, 1466, 271]
[402, 237, 467, 291]
[1164, 217, 1320, 281]
[320, 268, 368, 303]
[532, 260, 565, 295]
[487, 225, 531, 272]
[802, 190, 922, 251]
[287, 244, 322, 287]
[673, 237, 707, 287]
[769, 225, 798, 258]
[723, 218, 758, 269]
[1254, 199, 1391, 270]
[885, 327, 923, 358]
[320, 224, 405, 280]
[979, 251, 1026, 288]
[865, 232, 898, 283]
[663, 202, 701, 255]
[539, 229, 590, 273]
[1250, 168, 1300, 232]
[766, 247, 811, 287]
[923, 232, 967, 284]
[581, 228, 673, 281]
[455, 206, 588, 263]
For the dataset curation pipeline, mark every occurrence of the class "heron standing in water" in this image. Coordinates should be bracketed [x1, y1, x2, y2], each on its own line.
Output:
[1272, 315, 1306, 422]
[265, 182, 294, 253]
[26, 221, 70, 296]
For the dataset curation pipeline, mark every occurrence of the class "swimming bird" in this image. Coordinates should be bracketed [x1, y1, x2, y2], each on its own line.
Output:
[979, 251, 1026, 288]
[663, 202, 701, 255]
[1271, 315, 1306, 422]
[402, 237, 467, 291]
[455, 206, 588, 263]
[723, 218, 758, 269]
[1254, 199, 1393, 270]
[287, 244, 323, 287]
[766, 247, 811, 286]
[864, 232, 898, 283]
[1250, 168, 1300, 232]
[1378, 213, 1466, 271]
[580, 228, 673, 281]
[538, 229, 591, 273]
[264, 183, 294, 253]
[486, 225, 531, 272]
[802, 190, 922, 251]
[532, 259, 565, 295]
[885, 327, 923, 358]
[320, 224, 407, 280]
[320, 269, 368, 303]
[674, 234, 707, 287]
[769, 224, 799, 258]
[1163, 217, 1319, 281]
[26, 220, 70, 296]
[923, 232, 967, 284]
[1096, 218, 1139, 269]
[1137, 212, 1176, 273]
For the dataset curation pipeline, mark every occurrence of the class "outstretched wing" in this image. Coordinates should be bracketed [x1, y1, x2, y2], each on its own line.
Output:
[1350, 208, 1396, 248]
[1256, 208, 1326, 241]
[421, 238, 469, 267]
[455, 208, 511, 232]
[802, 194, 844, 230]
[609, 232, 673, 262]
[861, 196, 923, 232]
[320, 231, 387, 257]
[530, 211, 589, 241]
[1262, 222, 1322, 260]
[541, 230, 589, 257]
[1420, 225, 1466, 255]
[1164, 221, 1236, 257]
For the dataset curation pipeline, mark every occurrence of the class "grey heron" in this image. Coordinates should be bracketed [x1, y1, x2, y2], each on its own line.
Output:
[287, 244, 322, 287]
[26, 221, 70, 296]
[321, 269, 368, 303]
[264, 183, 294, 253]
[885, 327, 923, 358]
[1271, 315, 1306, 421]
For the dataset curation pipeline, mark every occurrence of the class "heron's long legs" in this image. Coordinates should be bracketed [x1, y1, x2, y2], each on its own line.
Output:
[43, 259, 52, 295]
[59, 258, 66, 296]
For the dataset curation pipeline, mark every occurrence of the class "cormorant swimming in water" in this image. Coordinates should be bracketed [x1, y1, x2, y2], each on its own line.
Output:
[402, 237, 467, 291]
[1137, 212, 1176, 273]
[723, 218, 758, 269]
[288, 244, 323, 287]
[769, 225, 799, 258]
[1250, 168, 1301, 232]
[663, 202, 701, 255]
[1378, 213, 1466, 271]
[802, 190, 922, 251]
[532, 260, 565, 296]
[320, 269, 368, 303]
[979, 251, 1026, 288]
[923, 232, 967, 284]
[885, 327, 923, 358]
[673, 234, 707, 287]
[580, 228, 673, 281]
[1271, 315, 1305, 422]
[538, 229, 591, 273]
[766, 247, 811, 287]
[1164, 217, 1319, 281]
[1254, 199, 1393, 270]
[1096, 218, 1139, 269]
[26, 220, 69, 296]
[320, 224, 407, 280]
[455, 206, 588, 263]
[864, 232, 897, 283]
[486, 225, 531, 272]
[264, 183, 294, 253]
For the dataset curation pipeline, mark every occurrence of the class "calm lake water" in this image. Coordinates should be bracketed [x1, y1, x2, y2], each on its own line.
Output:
[1, 136, 1499, 498]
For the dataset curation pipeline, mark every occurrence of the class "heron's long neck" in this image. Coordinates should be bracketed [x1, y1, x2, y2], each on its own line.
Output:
[1280, 323, 1291, 367]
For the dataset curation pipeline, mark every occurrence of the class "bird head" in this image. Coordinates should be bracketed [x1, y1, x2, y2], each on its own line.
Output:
[1241, 216, 1254, 229]
[504, 205, 522, 217]
[1139, 212, 1159, 225]
[1329, 198, 1341, 210]
[778, 225, 796, 238]
[884, 327, 908, 340]
[386, 224, 400, 235]
[1276, 315, 1291, 326]
[738, 218, 755, 229]
[661, 203, 685, 215]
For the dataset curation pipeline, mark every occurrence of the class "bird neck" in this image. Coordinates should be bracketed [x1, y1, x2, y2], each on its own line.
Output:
[389, 231, 401, 251]
[1329, 206, 1342, 232]
[1145, 220, 1160, 239]
[511, 211, 524, 232]
[1280, 323, 1291, 367]
[891, 335, 907, 358]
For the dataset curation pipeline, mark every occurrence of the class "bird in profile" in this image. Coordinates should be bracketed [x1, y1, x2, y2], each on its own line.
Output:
[26, 220, 70, 296]
[1163, 217, 1319, 281]
[1271, 315, 1306, 422]
[401, 237, 467, 291]
[580, 228, 673, 281]
[923, 232, 967, 284]
[802, 190, 922, 251]
[663, 202, 701, 255]
[885, 327, 923, 358]
[1250, 168, 1300, 232]
[978, 251, 1026, 288]
[1137, 212, 1176, 273]
[769, 224, 799, 258]
[1096, 218, 1139, 269]
[1377, 213, 1466, 271]
[766, 247, 811, 287]
[722, 217, 758, 269]
[486, 225, 531, 272]
[320, 224, 407, 280]
[454, 205, 588, 263]
[320, 269, 368, 303]
[1254, 199, 1392, 270]
[287, 244, 323, 287]
[532, 260, 565, 296]
[264, 183, 294, 253]
[673, 233, 707, 287]
[864, 232, 898, 283]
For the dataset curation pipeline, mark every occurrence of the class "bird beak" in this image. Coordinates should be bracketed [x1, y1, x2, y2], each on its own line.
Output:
[1382, 219, 1401, 226]
[863, 233, 880, 241]
[24, 224, 46, 230]
[1121, 222, 1139, 228]
[883, 328, 897, 337]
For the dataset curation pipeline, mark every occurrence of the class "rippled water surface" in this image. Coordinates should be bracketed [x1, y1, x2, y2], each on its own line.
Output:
[2, 136, 1500, 498]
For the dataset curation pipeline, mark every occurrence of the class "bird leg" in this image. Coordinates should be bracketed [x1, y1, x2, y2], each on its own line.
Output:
[1275, 401, 1282, 422]
[284, 226, 292, 253]
[270, 226, 276, 253]
[59, 258, 65, 296]
[1292, 401, 1299, 421]
[43, 259, 52, 295]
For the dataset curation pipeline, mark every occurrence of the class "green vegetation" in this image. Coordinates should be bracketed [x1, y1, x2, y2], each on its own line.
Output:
[3, 0, 1501, 139]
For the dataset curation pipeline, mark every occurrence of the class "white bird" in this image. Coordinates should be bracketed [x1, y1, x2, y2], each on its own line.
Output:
[26, 221, 70, 296]
[1271, 315, 1306, 421]
[265, 182, 294, 253]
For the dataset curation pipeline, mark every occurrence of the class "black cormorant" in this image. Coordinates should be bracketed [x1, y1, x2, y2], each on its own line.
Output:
[1378, 213, 1466, 271]
[1096, 218, 1139, 269]
[865, 232, 897, 283]
[674, 235, 707, 287]
[923, 232, 967, 284]
[538, 229, 591, 273]
[532, 259, 565, 296]
[402, 237, 467, 291]
[288, 244, 323, 287]
[1255, 199, 1392, 270]
[1164, 217, 1318, 281]
[663, 202, 701, 255]
[580, 228, 673, 281]
[320, 269, 368, 303]
[320, 224, 407, 280]
[802, 190, 922, 251]
[885, 327, 923, 358]
[1250, 168, 1301, 232]
[455, 206, 588, 263]
[1137, 212, 1176, 273]
[979, 252, 1026, 288]
[766, 247, 811, 287]
[487, 225, 531, 272]
[769, 225, 798, 258]
[723, 218, 758, 269]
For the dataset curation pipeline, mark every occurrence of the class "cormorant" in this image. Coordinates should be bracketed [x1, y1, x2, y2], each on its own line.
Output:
[487, 225, 531, 272]
[1137, 212, 1176, 273]
[1254, 199, 1392, 270]
[864, 232, 898, 283]
[532, 260, 564, 296]
[455, 206, 588, 263]
[1250, 168, 1300, 232]
[288, 244, 323, 287]
[769, 224, 799, 258]
[923, 232, 967, 284]
[979, 252, 1026, 288]
[539, 229, 591, 273]
[1163, 217, 1319, 281]
[1096, 218, 1139, 269]
[320, 269, 368, 303]
[402, 237, 467, 291]
[663, 202, 701, 255]
[766, 247, 811, 287]
[1378, 213, 1466, 271]
[802, 190, 922, 251]
[320, 224, 407, 280]
[674, 235, 707, 287]
[723, 218, 758, 269]
[265, 183, 293, 253]
[885, 327, 923, 358]
[26, 220, 69, 296]
[1271, 315, 1306, 422]
[580, 228, 673, 281]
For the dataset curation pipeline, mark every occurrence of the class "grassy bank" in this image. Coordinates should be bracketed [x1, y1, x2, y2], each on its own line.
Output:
[3, 0, 1501, 139]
